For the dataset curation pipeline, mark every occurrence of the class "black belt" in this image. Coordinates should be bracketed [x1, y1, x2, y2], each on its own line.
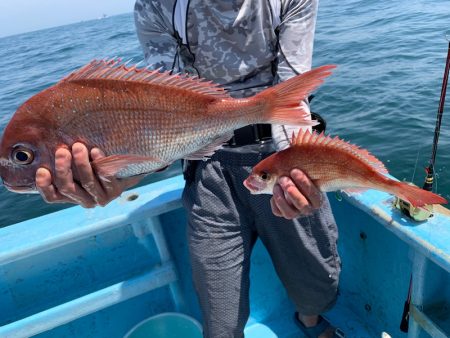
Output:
[226, 124, 272, 147]
[225, 112, 326, 147]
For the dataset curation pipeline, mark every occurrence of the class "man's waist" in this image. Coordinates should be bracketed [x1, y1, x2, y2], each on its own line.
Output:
[225, 124, 272, 147]
[225, 111, 327, 148]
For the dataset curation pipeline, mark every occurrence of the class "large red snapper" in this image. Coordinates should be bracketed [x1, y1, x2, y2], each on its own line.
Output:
[0, 59, 335, 193]
[244, 129, 447, 207]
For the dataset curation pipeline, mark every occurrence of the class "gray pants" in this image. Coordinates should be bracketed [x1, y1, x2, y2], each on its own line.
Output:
[182, 143, 341, 338]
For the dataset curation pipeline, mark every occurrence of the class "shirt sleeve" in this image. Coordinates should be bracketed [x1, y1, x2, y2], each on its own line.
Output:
[271, 0, 318, 150]
[134, 0, 178, 71]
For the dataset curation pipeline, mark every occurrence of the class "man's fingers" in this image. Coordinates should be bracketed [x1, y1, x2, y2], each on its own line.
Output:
[54, 148, 74, 188]
[90, 147, 106, 160]
[272, 183, 303, 219]
[37, 145, 140, 208]
[278, 176, 312, 214]
[72, 143, 108, 205]
[271, 168, 324, 219]
[61, 184, 97, 208]
[289, 169, 322, 208]
[89, 147, 121, 201]
[52, 147, 96, 208]
[36, 168, 76, 204]
[36, 167, 53, 189]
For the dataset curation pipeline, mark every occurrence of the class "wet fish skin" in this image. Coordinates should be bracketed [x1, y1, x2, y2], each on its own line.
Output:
[0, 59, 335, 193]
[243, 130, 448, 208]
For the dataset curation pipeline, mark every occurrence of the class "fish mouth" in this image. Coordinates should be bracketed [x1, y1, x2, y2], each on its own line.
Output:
[2, 182, 36, 194]
[243, 177, 264, 194]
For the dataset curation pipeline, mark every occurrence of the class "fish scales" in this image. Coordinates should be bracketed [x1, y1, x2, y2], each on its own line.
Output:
[0, 59, 335, 192]
[244, 129, 447, 208]
[40, 80, 235, 162]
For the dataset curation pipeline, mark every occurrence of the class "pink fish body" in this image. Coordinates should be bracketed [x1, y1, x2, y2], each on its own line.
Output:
[244, 130, 447, 208]
[0, 59, 335, 193]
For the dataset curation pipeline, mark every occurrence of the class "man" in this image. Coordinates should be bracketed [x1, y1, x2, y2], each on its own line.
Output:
[36, 1, 342, 337]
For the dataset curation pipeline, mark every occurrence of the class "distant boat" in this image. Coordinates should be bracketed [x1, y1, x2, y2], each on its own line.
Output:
[98, 14, 108, 20]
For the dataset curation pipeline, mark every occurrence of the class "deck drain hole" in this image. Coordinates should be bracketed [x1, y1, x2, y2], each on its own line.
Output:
[126, 194, 139, 202]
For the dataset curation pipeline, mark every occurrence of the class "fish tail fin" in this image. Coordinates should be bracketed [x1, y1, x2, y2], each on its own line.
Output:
[254, 65, 336, 126]
[392, 181, 447, 207]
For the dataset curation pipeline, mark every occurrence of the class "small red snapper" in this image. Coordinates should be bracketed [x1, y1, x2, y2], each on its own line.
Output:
[0, 59, 335, 193]
[244, 130, 447, 208]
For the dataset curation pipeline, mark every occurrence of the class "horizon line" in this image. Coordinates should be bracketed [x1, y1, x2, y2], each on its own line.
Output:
[0, 11, 133, 40]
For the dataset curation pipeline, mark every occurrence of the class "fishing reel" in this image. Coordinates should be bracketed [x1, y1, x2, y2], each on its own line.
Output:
[394, 176, 434, 222]
[394, 196, 433, 222]
[394, 176, 435, 221]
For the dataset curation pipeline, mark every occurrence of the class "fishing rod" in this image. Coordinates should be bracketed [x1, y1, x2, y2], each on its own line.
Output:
[423, 34, 450, 192]
[395, 34, 450, 221]
[398, 33, 450, 334]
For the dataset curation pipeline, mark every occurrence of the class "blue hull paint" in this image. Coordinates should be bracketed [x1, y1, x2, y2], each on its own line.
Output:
[0, 176, 449, 338]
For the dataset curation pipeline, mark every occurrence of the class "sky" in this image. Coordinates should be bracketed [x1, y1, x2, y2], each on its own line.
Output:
[0, 0, 136, 38]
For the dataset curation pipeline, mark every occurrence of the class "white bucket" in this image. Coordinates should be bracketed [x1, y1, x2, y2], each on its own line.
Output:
[125, 312, 203, 338]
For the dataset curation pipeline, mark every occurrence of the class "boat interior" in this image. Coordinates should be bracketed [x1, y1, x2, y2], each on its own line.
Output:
[0, 175, 449, 338]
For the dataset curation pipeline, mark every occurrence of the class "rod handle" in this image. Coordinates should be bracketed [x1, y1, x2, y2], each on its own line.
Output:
[400, 301, 410, 332]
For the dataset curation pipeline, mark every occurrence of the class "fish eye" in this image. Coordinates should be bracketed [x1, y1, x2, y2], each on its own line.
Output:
[260, 171, 270, 180]
[12, 147, 34, 165]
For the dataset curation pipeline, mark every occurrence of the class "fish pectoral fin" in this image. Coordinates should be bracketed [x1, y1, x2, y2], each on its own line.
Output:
[184, 133, 233, 160]
[92, 154, 165, 179]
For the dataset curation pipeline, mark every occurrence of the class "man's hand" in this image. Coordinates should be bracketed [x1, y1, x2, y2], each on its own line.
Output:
[270, 169, 322, 219]
[36, 143, 143, 208]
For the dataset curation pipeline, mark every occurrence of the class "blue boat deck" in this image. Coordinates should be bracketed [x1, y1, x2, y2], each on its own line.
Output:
[0, 175, 449, 338]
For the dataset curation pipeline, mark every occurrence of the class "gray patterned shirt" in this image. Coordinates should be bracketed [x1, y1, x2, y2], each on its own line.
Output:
[134, 0, 318, 149]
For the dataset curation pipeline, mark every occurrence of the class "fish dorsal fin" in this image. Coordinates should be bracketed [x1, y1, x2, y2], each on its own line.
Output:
[292, 129, 388, 174]
[62, 58, 231, 99]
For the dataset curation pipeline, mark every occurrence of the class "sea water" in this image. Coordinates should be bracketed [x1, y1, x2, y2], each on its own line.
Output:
[0, 0, 449, 226]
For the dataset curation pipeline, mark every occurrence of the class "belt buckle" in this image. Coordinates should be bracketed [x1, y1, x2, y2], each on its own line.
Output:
[254, 124, 272, 145]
